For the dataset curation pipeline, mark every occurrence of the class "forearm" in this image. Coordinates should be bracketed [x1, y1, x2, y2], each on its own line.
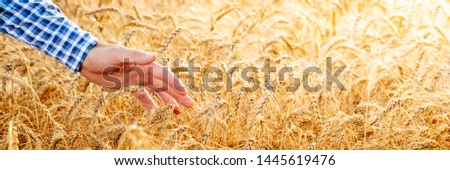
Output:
[0, 0, 97, 72]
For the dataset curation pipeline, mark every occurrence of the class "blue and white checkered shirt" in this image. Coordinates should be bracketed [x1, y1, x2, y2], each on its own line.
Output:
[0, 0, 98, 72]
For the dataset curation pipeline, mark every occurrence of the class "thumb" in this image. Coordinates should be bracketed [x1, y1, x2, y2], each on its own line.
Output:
[119, 48, 157, 65]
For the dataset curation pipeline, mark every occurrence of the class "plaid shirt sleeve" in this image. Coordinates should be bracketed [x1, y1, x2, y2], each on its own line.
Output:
[0, 0, 98, 72]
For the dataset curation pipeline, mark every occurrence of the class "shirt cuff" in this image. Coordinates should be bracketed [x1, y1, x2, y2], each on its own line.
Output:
[66, 31, 98, 72]
[0, 1, 98, 73]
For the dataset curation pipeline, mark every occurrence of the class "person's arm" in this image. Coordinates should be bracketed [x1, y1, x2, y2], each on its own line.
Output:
[0, 0, 97, 72]
[0, 1, 194, 110]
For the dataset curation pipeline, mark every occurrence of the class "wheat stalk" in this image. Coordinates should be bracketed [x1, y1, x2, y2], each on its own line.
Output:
[8, 120, 19, 150]
[2, 0, 450, 150]
[156, 28, 183, 65]
[0, 46, 34, 56]
[85, 7, 121, 15]
[0, 73, 39, 100]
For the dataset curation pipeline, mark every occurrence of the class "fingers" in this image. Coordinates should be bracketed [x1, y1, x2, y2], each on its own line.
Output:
[117, 63, 194, 107]
[132, 89, 192, 112]
[110, 46, 186, 95]
[129, 52, 157, 65]
[105, 45, 193, 108]
[108, 73, 194, 108]
[147, 62, 187, 95]
[156, 92, 177, 105]
[111, 46, 157, 66]
[122, 62, 188, 95]
[82, 43, 195, 111]
[132, 90, 157, 111]
[149, 78, 194, 108]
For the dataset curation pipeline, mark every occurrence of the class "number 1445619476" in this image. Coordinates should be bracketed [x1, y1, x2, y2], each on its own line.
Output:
[256, 155, 335, 166]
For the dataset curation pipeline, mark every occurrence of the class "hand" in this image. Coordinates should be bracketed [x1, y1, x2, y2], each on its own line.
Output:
[79, 42, 194, 111]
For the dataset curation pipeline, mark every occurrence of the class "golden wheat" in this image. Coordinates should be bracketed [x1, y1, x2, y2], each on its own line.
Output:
[1, 0, 450, 150]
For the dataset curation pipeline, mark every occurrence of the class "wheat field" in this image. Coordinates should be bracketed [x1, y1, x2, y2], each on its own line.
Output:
[1, 0, 450, 150]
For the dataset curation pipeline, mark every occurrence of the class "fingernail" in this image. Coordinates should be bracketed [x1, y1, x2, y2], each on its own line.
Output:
[146, 53, 157, 59]
[177, 85, 187, 94]
[167, 99, 177, 105]
[147, 108, 156, 115]
[181, 96, 194, 107]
